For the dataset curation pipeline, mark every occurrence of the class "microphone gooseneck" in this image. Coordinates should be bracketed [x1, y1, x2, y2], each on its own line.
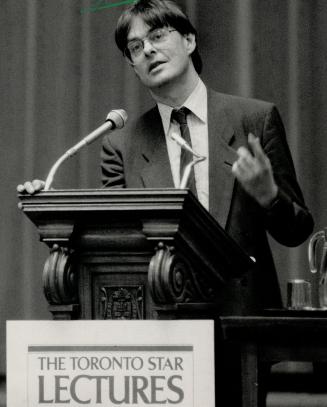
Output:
[170, 132, 206, 189]
[44, 109, 127, 191]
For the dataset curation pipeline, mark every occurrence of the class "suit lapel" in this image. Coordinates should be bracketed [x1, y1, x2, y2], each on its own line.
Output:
[135, 91, 237, 229]
[139, 106, 174, 188]
[208, 89, 238, 228]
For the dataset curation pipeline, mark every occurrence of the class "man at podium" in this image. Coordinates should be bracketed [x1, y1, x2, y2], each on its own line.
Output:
[100, 0, 314, 314]
[18, 0, 313, 315]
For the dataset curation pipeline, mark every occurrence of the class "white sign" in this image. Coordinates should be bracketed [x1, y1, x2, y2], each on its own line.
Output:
[7, 320, 214, 406]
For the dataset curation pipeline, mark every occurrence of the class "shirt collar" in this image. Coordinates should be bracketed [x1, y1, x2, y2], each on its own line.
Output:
[157, 78, 208, 135]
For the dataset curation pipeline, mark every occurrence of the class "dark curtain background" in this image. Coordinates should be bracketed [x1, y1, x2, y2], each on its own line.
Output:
[1, 0, 326, 374]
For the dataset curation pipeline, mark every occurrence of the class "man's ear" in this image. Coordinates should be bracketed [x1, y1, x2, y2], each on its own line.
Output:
[124, 55, 135, 67]
[126, 57, 140, 79]
[184, 33, 196, 55]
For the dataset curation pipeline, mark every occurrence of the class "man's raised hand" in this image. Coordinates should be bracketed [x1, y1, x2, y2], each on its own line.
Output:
[232, 133, 278, 207]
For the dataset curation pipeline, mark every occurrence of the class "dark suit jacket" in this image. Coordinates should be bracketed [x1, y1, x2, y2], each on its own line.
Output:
[101, 88, 314, 314]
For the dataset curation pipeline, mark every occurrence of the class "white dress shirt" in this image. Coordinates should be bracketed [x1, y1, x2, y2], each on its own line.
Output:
[157, 78, 209, 210]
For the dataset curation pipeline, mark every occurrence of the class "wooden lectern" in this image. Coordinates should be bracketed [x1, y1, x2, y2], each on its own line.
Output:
[18, 189, 253, 320]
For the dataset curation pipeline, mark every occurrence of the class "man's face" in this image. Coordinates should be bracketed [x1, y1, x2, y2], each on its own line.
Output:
[126, 16, 196, 89]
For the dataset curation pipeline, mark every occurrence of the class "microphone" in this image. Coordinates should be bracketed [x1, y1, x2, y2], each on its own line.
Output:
[170, 132, 206, 189]
[170, 132, 203, 158]
[44, 109, 127, 190]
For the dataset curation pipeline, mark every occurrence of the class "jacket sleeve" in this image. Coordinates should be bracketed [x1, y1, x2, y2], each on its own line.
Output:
[261, 106, 314, 246]
[101, 133, 126, 188]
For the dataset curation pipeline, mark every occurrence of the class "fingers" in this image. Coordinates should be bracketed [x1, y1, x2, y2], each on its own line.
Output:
[233, 136, 257, 178]
[248, 133, 266, 164]
[231, 133, 278, 207]
[17, 179, 45, 194]
[233, 133, 267, 172]
[235, 146, 254, 173]
[232, 157, 254, 183]
[33, 179, 45, 191]
[16, 184, 26, 193]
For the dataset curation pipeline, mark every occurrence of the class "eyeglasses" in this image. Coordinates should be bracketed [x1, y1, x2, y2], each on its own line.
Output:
[125, 27, 177, 62]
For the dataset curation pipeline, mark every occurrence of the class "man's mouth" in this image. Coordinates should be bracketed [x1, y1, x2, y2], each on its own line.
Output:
[149, 61, 165, 73]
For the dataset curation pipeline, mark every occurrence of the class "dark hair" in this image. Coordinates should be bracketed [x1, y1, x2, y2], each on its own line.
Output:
[115, 0, 202, 74]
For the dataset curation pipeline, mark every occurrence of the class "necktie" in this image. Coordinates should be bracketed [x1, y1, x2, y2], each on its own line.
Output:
[171, 107, 197, 197]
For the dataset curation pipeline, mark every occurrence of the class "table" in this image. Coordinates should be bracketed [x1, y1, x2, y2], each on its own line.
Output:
[220, 314, 327, 407]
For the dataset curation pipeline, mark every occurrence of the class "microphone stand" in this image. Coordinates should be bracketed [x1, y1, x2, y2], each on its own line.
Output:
[179, 156, 206, 189]
[44, 109, 127, 191]
[44, 121, 111, 191]
[170, 132, 206, 189]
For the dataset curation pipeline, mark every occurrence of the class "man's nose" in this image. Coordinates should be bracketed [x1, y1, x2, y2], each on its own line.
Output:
[143, 39, 156, 56]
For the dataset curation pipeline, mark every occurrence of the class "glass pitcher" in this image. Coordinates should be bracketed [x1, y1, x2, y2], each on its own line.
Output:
[308, 228, 327, 309]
